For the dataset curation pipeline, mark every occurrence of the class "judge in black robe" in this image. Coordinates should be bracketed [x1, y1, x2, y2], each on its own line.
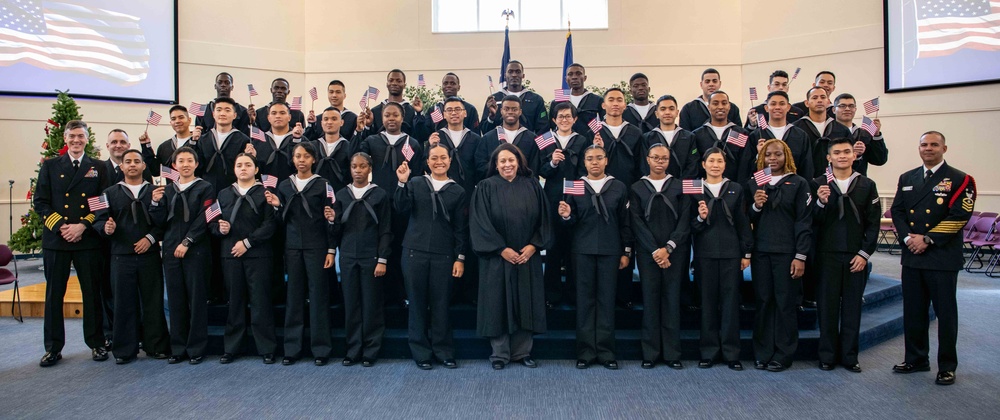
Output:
[471, 144, 553, 368]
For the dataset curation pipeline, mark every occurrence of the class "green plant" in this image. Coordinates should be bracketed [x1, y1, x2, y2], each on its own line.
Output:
[404, 84, 443, 112]
[586, 80, 652, 103]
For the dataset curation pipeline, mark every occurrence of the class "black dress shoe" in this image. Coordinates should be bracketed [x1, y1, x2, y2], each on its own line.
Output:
[188, 356, 204, 365]
[491, 360, 505, 370]
[698, 359, 714, 369]
[935, 371, 955, 385]
[92, 347, 109, 362]
[518, 357, 537, 368]
[282, 357, 297, 366]
[361, 358, 376, 367]
[844, 363, 862, 373]
[576, 359, 590, 369]
[341, 357, 356, 366]
[39, 352, 62, 367]
[766, 361, 788, 372]
[442, 359, 458, 369]
[220, 353, 237, 364]
[754, 360, 767, 370]
[892, 362, 930, 374]
[727, 361, 744, 371]
[602, 360, 619, 370]
[641, 360, 654, 369]
[315, 357, 329, 366]
[802, 300, 818, 308]
[103, 339, 113, 351]
[115, 355, 136, 365]
[167, 355, 187, 364]
[262, 354, 276, 365]
[665, 360, 683, 370]
[819, 362, 835, 371]
[147, 352, 169, 360]
[416, 360, 433, 370]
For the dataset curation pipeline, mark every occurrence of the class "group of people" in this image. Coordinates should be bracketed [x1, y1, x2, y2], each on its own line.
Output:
[33, 62, 974, 386]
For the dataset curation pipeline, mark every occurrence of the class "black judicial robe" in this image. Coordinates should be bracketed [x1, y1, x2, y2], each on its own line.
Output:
[595, 123, 644, 191]
[628, 177, 691, 255]
[149, 179, 215, 255]
[744, 103, 806, 129]
[847, 125, 889, 176]
[310, 138, 353, 192]
[793, 117, 852, 178]
[644, 128, 700, 179]
[561, 178, 632, 256]
[691, 124, 750, 182]
[690, 180, 753, 259]
[195, 99, 252, 136]
[426, 128, 481, 202]
[480, 90, 550, 135]
[211, 184, 277, 259]
[303, 108, 359, 142]
[254, 133, 302, 181]
[811, 173, 880, 260]
[191, 129, 252, 193]
[679, 97, 743, 132]
[471, 175, 553, 337]
[475, 127, 539, 178]
[623, 103, 658, 134]
[254, 103, 307, 133]
[358, 133, 424, 200]
[743, 125, 813, 182]
[394, 176, 468, 259]
[536, 132, 591, 207]
[549, 92, 605, 136]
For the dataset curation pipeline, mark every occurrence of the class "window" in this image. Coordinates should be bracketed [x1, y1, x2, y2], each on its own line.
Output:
[433, 0, 608, 33]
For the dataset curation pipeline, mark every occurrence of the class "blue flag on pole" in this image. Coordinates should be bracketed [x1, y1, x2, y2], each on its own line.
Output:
[499, 26, 511, 89]
[561, 29, 573, 90]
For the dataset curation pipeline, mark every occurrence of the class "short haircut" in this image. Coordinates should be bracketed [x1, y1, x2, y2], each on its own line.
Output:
[701, 68, 720, 79]
[443, 96, 464, 107]
[827, 137, 854, 153]
[321, 106, 341, 115]
[171, 145, 199, 164]
[766, 91, 789, 102]
[214, 97, 237, 108]
[816, 70, 836, 81]
[270, 102, 290, 112]
[272, 78, 289, 87]
[107, 128, 128, 137]
[568, 63, 585, 72]
[443, 72, 460, 83]
[168, 105, 188, 115]
[709, 90, 729, 101]
[121, 149, 144, 161]
[629, 73, 648, 84]
[65, 120, 88, 132]
[769, 70, 789, 83]
[216, 72, 233, 82]
[834, 93, 855, 105]
[388, 69, 406, 81]
[487, 143, 533, 178]
[702, 146, 725, 162]
[655, 94, 678, 107]
[921, 130, 946, 144]
[603, 87, 625, 99]
[507, 60, 523, 69]
[501, 95, 521, 106]
[328, 80, 345, 89]
[383, 101, 405, 115]
[552, 101, 578, 118]
[805, 86, 827, 99]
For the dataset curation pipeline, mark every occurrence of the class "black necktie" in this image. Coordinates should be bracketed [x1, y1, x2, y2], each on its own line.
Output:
[73, 160, 80, 172]
[925, 169, 933, 179]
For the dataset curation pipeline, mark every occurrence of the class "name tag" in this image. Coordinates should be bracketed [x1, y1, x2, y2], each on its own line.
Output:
[902, 186, 913, 191]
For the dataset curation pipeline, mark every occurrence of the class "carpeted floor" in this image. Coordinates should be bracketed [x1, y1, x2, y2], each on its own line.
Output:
[1, 253, 998, 419]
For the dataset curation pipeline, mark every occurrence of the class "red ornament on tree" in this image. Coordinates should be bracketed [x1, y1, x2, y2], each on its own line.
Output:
[58, 145, 68, 156]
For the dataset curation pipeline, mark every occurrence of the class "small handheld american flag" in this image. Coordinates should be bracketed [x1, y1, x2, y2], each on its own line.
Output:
[863, 97, 879, 115]
[757, 113, 769, 131]
[326, 183, 336, 204]
[360, 86, 380, 109]
[146, 110, 162, 126]
[553, 89, 570, 102]
[189, 102, 205, 117]
[160, 165, 180, 182]
[749, 87, 758, 101]
[534, 131, 556, 150]
[496, 127, 507, 142]
[261, 174, 277, 189]
[401, 142, 415, 161]
[430, 107, 444, 123]
[563, 180, 585, 196]
[861, 116, 878, 136]
[309, 87, 319, 101]
[250, 127, 266, 142]
[205, 200, 222, 222]
[753, 167, 773, 186]
[825, 166, 835, 183]
[488, 75, 494, 90]
[682, 179, 703, 195]
[248, 84, 258, 96]
[587, 118, 603, 134]
[417, 74, 426, 87]
[726, 130, 748, 147]
[792, 67, 801, 80]
[87, 194, 109, 212]
[290, 96, 303, 111]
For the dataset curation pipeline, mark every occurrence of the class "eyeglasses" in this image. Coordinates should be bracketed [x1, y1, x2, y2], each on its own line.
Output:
[835, 104, 856, 109]
[648, 156, 669, 163]
[584, 156, 606, 162]
[555, 115, 575, 120]
[444, 108, 465, 113]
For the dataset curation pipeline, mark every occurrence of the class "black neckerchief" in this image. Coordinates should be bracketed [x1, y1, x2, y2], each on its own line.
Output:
[342, 184, 379, 224]
[643, 177, 677, 221]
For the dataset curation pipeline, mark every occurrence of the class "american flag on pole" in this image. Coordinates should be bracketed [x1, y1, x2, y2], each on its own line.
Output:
[863, 97, 880, 115]
[682, 179, 703, 195]
[160, 165, 179, 182]
[248, 84, 258, 96]
[417, 74, 426, 87]
[792, 67, 801, 80]
[0, 1, 151, 84]
[309, 87, 319, 101]
[553, 89, 570, 102]
[749, 87, 759, 101]
[488, 75, 494, 90]
[496, 127, 507, 142]
[757, 113, 769, 131]
[87, 193, 109, 212]
[401, 141, 415, 161]
[189, 102, 205, 117]
[146, 110, 162, 126]
[726, 130, 748, 147]
[250, 126, 265, 142]
[430, 107, 444, 123]
[861, 116, 879, 136]
[205, 200, 222, 222]
[563, 180, 585, 196]
[326, 183, 336, 204]
[587, 118, 603, 134]
[825, 166, 836, 183]
[290, 96, 302, 111]
[534, 131, 556, 150]
[916, 0, 1000, 58]
[753, 167, 773, 186]
[360, 86, 379, 109]
[261, 174, 277, 189]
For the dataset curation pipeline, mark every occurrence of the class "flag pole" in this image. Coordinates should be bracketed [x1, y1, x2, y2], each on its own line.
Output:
[875, 96, 880, 119]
